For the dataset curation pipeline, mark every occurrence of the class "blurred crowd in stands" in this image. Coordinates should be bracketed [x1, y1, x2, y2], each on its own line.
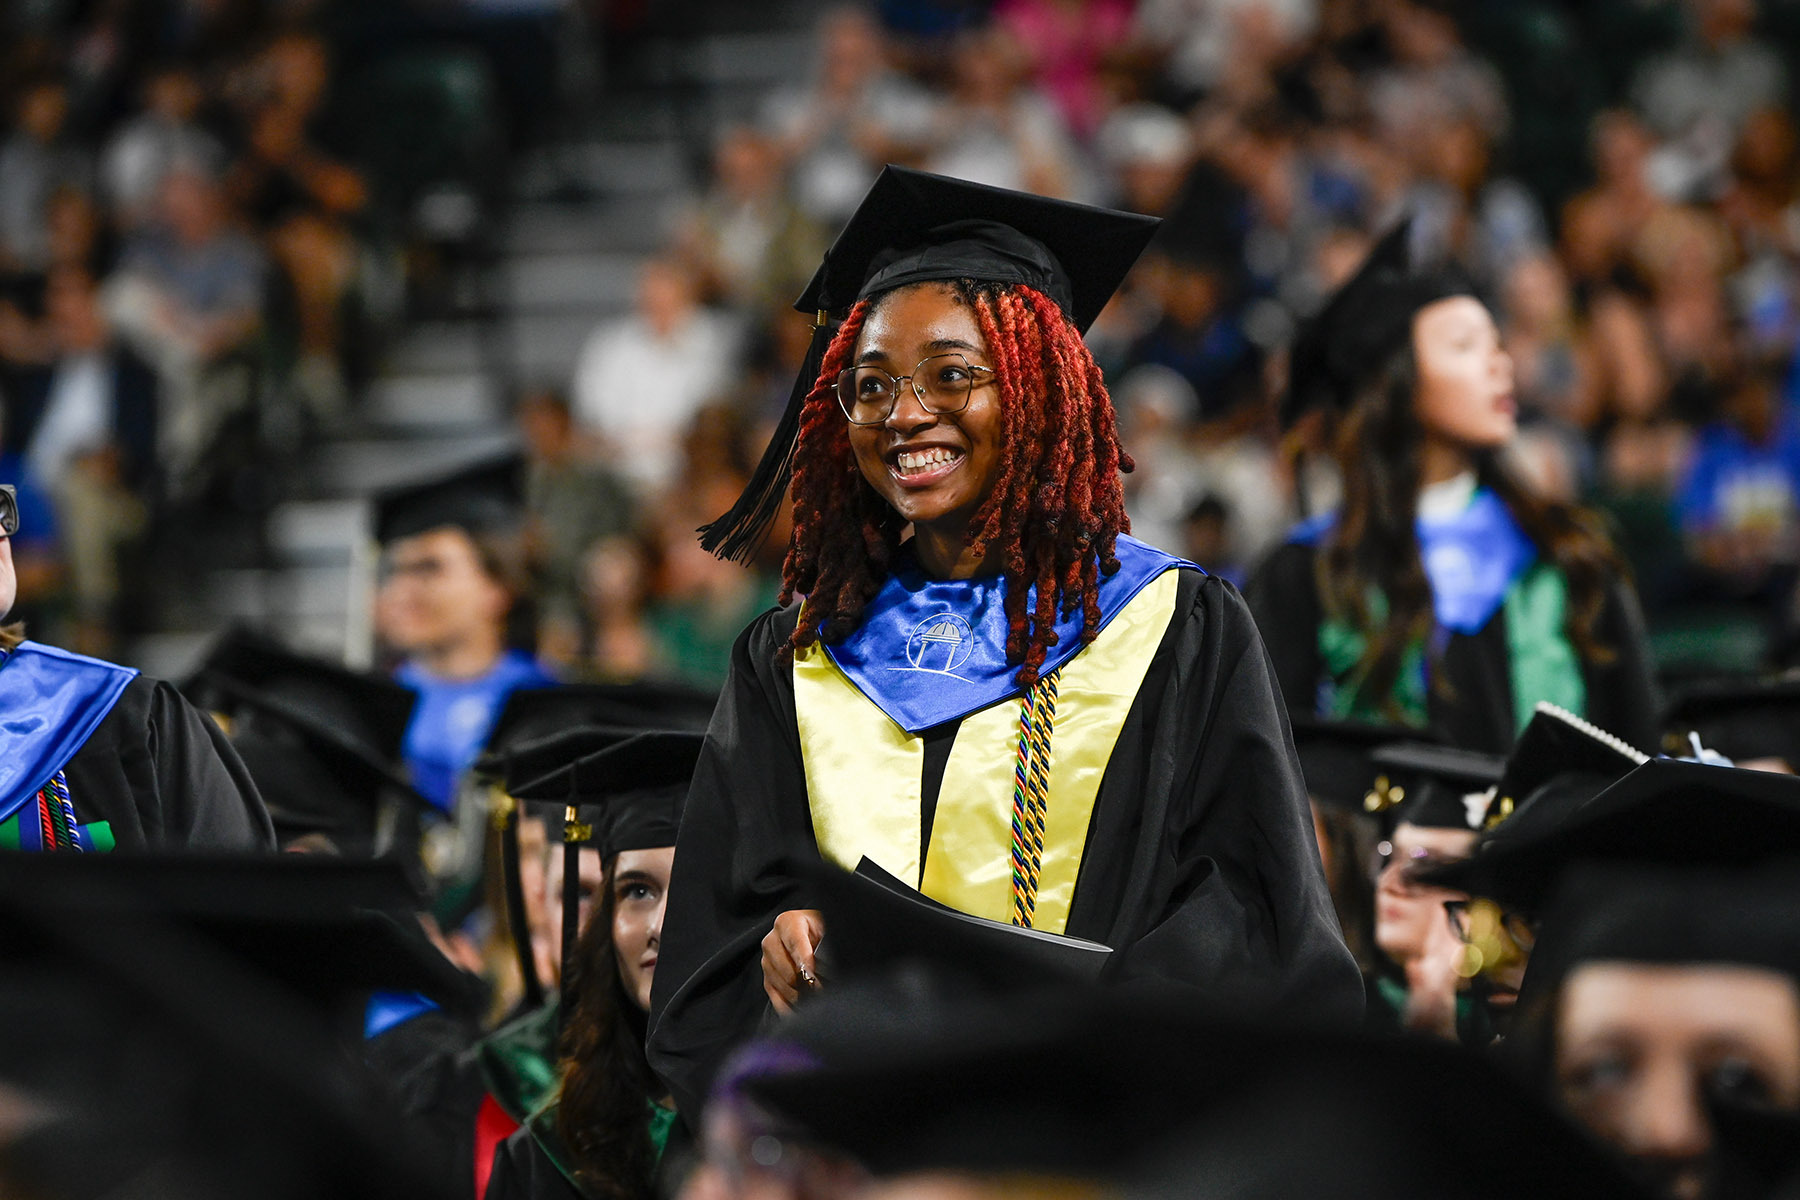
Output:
[8, 0, 1800, 694]
[0, 0, 555, 657]
[530, 0, 1800, 692]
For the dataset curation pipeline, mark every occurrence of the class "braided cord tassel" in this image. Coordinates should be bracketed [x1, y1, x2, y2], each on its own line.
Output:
[1008, 669, 1061, 927]
[45, 773, 79, 851]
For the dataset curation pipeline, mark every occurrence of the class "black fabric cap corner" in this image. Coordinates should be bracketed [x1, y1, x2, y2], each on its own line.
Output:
[796, 165, 1160, 333]
[372, 454, 525, 546]
[1370, 740, 1504, 831]
[1290, 717, 1422, 815]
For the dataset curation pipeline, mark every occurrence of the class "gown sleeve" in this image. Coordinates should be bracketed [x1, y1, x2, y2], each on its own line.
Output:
[147, 679, 276, 850]
[646, 608, 813, 1125]
[1242, 542, 1323, 721]
[1082, 574, 1365, 1026]
[482, 1125, 583, 1200]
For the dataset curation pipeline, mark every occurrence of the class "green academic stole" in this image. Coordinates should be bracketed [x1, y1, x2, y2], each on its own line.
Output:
[1318, 561, 1585, 733]
[793, 570, 1178, 935]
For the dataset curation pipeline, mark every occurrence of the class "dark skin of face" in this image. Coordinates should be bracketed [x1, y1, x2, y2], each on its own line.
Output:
[847, 283, 1005, 579]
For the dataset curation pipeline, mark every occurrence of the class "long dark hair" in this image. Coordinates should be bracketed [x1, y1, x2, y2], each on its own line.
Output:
[554, 856, 656, 1200]
[1320, 340, 1623, 716]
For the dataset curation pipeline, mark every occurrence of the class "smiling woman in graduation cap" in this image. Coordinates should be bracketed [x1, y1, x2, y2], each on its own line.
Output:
[1246, 222, 1659, 755]
[648, 167, 1363, 1123]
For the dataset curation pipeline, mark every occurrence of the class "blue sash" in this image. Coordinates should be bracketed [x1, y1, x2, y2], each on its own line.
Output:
[0, 641, 137, 823]
[1288, 488, 1536, 635]
[823, 535, 1195, 733]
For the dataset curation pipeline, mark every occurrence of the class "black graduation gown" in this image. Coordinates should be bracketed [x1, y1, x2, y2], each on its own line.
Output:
[646, 571, 1364, 1121]
[63, 675, 274, 850]
[1244, 543, 1661, 755]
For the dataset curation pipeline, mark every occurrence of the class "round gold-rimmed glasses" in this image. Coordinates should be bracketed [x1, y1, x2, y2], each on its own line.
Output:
[834, 352, 995, 425]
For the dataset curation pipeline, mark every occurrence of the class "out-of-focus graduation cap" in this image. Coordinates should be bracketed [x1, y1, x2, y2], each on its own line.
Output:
[1424, 758, 1800, 917]
[1482, 702, 1648, 829]
[1282, 218, 1479, 427]
[478, 682, 717, 773]
[1290, 716, 1419, 815]
[744, 985, 1647, 1197]
[1662, 673, 1800, 769]
[184, 626, 429, 845]
[1368, 740, 1504, 831]
[1521, 861, 1800, 1001]
[0, 864, 455, 1199]
[0, 853, 473, 1020]
[701, 165, 1161, 562]
[372, 454, 524, 546]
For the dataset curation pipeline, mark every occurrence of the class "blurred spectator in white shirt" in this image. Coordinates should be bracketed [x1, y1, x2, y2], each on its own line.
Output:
[570, 257, 740, 499]
[0, 77, 91, 274]
[100, 62, 227, 231]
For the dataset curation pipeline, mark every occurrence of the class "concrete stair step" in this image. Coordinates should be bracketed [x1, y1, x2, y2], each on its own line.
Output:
[267, 498, 369, 563]
[501, 199, 670, 256]
[381, 320, 490, 375]
[310, 431, 522, 495]
[366, 372, 502, 432]
[504, 312, 612, 384]
[501, 250, 639, 314]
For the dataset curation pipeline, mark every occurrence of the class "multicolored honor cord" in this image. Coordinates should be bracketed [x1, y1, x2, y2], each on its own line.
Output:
[0, 771, 114, 852]
[1009, 668, 1061, 928]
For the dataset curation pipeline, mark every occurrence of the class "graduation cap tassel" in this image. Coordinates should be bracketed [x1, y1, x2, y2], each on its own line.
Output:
[495, 790, 545, 1010]
[559, 767, 589, 1033]
[697, 313, 833, 563]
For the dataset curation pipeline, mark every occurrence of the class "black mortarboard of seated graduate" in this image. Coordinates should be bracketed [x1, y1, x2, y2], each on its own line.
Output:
[0, 867, 455, 1200]
[373, 453, 525, 545]
[1282, 217, 1480, 427]
[1289, 716, 1422, 816]
[0, 852, 472, 1021]
[743, 984, 1649, 1198]
[477, 682, 718, 776]
[184, 626, 430, 848]
[1662, 673, 1800, 771]
[1477, 702, 1647, 830]
[1421, 758, 1800, 918]
[1367, 740, 1505, 831]
[703, 165, 1162, 561]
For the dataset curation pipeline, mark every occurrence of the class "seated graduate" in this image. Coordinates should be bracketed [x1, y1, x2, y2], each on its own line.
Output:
[0, 483, 272, 850]
[648, 167, 1363, 1123]
[373, 456, 558, 815]
[1509, 862, 1800, 1200]
[1246, 220, 1659, 755]
[483, 730, 697, 1200]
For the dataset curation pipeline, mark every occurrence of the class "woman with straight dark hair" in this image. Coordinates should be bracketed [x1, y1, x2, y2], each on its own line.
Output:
[1247, 222, 1659, 755]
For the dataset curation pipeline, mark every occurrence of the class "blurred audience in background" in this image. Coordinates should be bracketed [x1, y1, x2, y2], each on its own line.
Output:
[5, 0, 1800, 693]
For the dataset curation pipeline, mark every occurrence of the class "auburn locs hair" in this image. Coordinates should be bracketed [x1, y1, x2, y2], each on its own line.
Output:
[779, 280, 1133, 687]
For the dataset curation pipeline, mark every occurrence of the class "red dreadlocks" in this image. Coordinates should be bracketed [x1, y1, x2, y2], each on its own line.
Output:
[779, 279, 1134, 687]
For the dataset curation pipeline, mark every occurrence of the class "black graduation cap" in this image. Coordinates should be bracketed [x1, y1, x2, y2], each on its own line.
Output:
[1290, 716, 1420, 815]
[1282, 218, 1479, 427]
[184, 627, 430, 844]
[507, 729, 700, 858]
[372, 454, 525, 546]
[745, 984, 1647, 1196]
[701, 165, 1161, 562]
[1368, 740, 1504, 831]
[1482, 702, 1648, 829]
[0, 853, 474, 1018]
[479, 682, 718, 771]
[1662, 674, 1800, 769]
[1423, 758, 1800, 918]
[0, 868, 457, 1200]
[1522, 861, 1800, 1001]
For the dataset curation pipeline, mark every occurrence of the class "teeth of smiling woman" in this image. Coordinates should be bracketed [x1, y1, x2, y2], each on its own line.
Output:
[896, 448, 960, 473]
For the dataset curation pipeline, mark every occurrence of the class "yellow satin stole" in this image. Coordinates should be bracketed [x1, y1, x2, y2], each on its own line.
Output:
[793, 570, 1180, 935]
